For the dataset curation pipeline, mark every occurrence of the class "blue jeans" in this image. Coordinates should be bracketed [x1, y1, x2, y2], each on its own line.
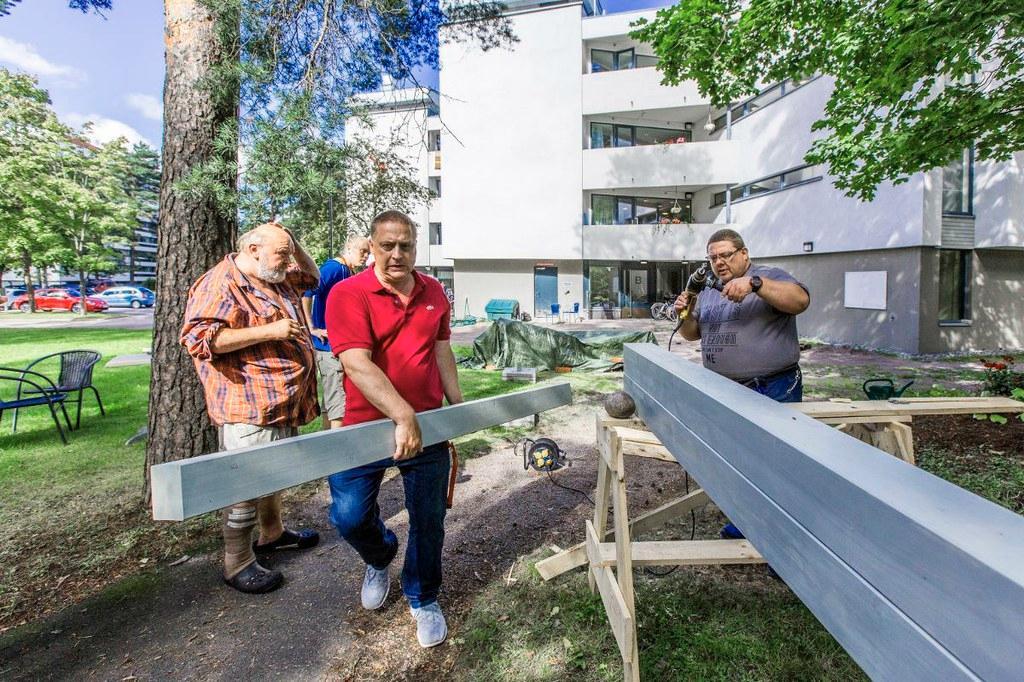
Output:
[327, 441, 449, 608]
[743, 366, 803, 403]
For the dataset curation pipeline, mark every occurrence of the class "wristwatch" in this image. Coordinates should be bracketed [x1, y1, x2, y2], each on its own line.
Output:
[750, 275, 763, 293]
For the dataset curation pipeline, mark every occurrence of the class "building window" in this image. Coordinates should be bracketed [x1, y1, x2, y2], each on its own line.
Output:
[590, 48, 656, 72]
[591, 194, 692, 224]
[429, 222, 442, 246]
[942, 147, 973, 215]
[938, 250, 971, 322]
[428, 176, 441, 197]
[708, 77, 818, 133]
[428, 131, 441, 152]
[589, 122, 690, 149]
[710, 164, 823, 207]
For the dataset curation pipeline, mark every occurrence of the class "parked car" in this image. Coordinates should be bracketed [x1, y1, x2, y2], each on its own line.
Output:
[1, 288, 27, 310]
[96, 286, 155, 308]
[9, 288, 109, 313]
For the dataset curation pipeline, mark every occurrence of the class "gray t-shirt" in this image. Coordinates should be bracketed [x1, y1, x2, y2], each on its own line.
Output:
[693, 264, 806, 381]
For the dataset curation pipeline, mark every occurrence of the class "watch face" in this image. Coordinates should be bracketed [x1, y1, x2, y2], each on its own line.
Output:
[751, 275, 762, 292]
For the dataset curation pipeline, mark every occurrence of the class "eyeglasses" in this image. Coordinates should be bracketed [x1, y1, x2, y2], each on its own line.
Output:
[707, 249, 741, 264]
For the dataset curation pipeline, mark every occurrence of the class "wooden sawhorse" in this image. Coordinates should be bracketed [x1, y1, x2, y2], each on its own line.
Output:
[536, 415, 764, 681]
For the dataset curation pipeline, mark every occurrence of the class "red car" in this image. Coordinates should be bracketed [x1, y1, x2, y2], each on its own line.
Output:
[10, 288, 109, 313]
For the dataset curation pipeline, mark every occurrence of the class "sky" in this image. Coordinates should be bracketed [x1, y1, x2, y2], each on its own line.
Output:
[0, 0, 669, 150]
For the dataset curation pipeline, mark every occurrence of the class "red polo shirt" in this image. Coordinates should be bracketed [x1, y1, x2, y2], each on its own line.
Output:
[325, 268, 452, 425]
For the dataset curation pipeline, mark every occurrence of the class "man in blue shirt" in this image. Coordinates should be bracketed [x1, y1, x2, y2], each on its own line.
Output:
[302, 235, 370, 429]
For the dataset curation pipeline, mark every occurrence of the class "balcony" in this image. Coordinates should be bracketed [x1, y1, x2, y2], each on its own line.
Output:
[583, 223, 732, 261]
[582, 68, 705, 116]
[583, 140, 739, 190]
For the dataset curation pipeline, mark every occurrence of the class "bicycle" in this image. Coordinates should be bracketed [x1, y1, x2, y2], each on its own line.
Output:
[650, 300, 678, 322]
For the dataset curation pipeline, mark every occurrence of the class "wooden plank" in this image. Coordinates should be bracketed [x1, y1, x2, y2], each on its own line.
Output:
[889, 422, 916, 465]
[610, 425, 661, 445]
[626, 345, 1024, 681]
[537, 489, 711, 581]
[816, 415, 912, 425]
[621, 442, 676, 462]
[588, 417, 612, 594]
[591, 539, 764, 567]
[586, 521, 634, 663]
[151, 383, 572, 520]
[793, 396, 1024, 419]
[609, 429, 640, 680]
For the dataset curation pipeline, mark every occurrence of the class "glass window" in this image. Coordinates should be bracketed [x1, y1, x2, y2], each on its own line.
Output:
[591, 195, 616, 225]
[588, 263, 618, 308]
[711, 190, 727, 207]
[634, 126, 684, 146]
[634, 197, 662, 224]
[590, 122, 613, 149]
[614, 126, 633, 147]
[635, 54, 658, 68]
[783, 165, 820, 185]
[429, 222, 442, 246]
[746, 175, 782, 196]
[616, 49, 634, 70]
[616, 198, 634, 224]
[938, 250, 971, 321]
[942, 148, 973, 214]
[591, 49, 615, 72]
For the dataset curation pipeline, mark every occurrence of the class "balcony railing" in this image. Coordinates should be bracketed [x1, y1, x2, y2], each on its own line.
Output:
[582, 68, 705, 115]
[583, 140, 739, 190]
[583, 223, 732, 262]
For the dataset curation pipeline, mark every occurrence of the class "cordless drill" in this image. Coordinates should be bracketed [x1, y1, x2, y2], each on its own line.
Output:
[677, 263, 722, 324]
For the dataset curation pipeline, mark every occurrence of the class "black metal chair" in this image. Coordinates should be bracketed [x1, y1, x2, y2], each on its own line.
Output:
[0, 368, 72, 444]
[13, 350, 105, 430]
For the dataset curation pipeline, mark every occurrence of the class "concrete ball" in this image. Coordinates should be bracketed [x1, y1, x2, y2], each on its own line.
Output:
[604, 391, 636, 419]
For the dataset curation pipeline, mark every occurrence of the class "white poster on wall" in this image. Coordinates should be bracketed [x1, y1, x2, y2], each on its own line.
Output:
[844, 271, 888, 310]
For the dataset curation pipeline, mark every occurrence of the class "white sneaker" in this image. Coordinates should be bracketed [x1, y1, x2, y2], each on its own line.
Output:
[361, 564, 390, 610]
[410, 602, 448, 648]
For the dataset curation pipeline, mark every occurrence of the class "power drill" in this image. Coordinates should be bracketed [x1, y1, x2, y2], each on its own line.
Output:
[677, 263, 722, 324]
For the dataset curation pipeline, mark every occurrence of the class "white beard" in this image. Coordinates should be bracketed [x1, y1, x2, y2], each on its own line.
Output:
[257, 262, 288, 283]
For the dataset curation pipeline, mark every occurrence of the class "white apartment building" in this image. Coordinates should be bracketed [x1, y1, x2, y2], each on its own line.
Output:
[357, 0, 1024, 354]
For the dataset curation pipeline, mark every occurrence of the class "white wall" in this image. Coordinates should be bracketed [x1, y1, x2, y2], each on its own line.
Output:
[582, 140, 738, 189]
[345, 90, 446, 267]
[439, 5, 584, 260]
[720, 77, 927, 256]
[581, 9, 657, 40]
[975, 151, 1024, 248]
[453, 258, 584, 319]
[581, 68, 704, 115]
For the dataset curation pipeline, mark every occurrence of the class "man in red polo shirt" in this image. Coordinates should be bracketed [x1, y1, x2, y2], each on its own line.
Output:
[324, 210, 462, 648]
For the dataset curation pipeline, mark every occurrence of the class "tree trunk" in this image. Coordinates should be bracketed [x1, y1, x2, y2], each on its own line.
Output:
[144, 0, 238, 503]
[21, 249, 35, 313]
[78, 269, 87, 316]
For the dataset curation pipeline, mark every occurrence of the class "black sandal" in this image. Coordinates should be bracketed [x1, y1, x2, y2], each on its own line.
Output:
[253, 528, 320, 554]
[224, 562, 283, 594]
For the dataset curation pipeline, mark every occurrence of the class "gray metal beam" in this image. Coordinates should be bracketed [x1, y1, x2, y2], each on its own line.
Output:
[151, 383, 572, 521]
[624, 344, 1024, 681]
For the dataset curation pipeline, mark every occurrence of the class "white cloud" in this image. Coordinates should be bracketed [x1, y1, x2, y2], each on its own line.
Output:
[125, 93, 162, 122]
[0, 36, 85, 84]
[65, 113, 152, 147]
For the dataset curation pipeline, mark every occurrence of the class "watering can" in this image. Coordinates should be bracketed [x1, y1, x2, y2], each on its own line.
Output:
[862, 378, 914, 400]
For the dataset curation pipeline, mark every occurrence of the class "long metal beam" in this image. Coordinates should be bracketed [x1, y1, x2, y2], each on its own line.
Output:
[151, 383, 572, 521]
[624, 344, 1024, 681]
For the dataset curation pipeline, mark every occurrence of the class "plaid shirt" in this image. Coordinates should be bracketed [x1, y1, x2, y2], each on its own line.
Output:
[181, 254, 320, 427]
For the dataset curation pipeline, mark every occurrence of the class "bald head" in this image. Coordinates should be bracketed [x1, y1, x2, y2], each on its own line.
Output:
[236, 222, 294, 284]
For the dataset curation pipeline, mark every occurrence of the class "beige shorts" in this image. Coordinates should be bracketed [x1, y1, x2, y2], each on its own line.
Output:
[219, 423, 298, 450]
[315, 349, 346, 420]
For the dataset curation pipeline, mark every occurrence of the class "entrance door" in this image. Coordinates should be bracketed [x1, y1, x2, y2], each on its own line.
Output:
[534, 266, 558, 316]
[627, 268, 648, 308]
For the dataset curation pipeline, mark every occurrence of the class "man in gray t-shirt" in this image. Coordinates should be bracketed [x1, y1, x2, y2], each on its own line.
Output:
[675, 228, 810, 401]
[674, 228, 810, 543]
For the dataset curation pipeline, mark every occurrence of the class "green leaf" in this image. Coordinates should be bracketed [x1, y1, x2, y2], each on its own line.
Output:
[989, 414, 1008, 425]
[972, 413, 988, 420]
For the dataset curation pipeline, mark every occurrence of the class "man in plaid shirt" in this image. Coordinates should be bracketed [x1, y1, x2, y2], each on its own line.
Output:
[181, 221, 322, 594]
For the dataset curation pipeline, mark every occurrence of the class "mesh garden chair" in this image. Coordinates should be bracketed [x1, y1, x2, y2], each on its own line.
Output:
[0, 368, 72, 444]
[13, 350, 105, 430]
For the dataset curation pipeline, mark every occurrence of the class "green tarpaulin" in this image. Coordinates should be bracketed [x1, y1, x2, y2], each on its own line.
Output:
[468, 319, 657, 371]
